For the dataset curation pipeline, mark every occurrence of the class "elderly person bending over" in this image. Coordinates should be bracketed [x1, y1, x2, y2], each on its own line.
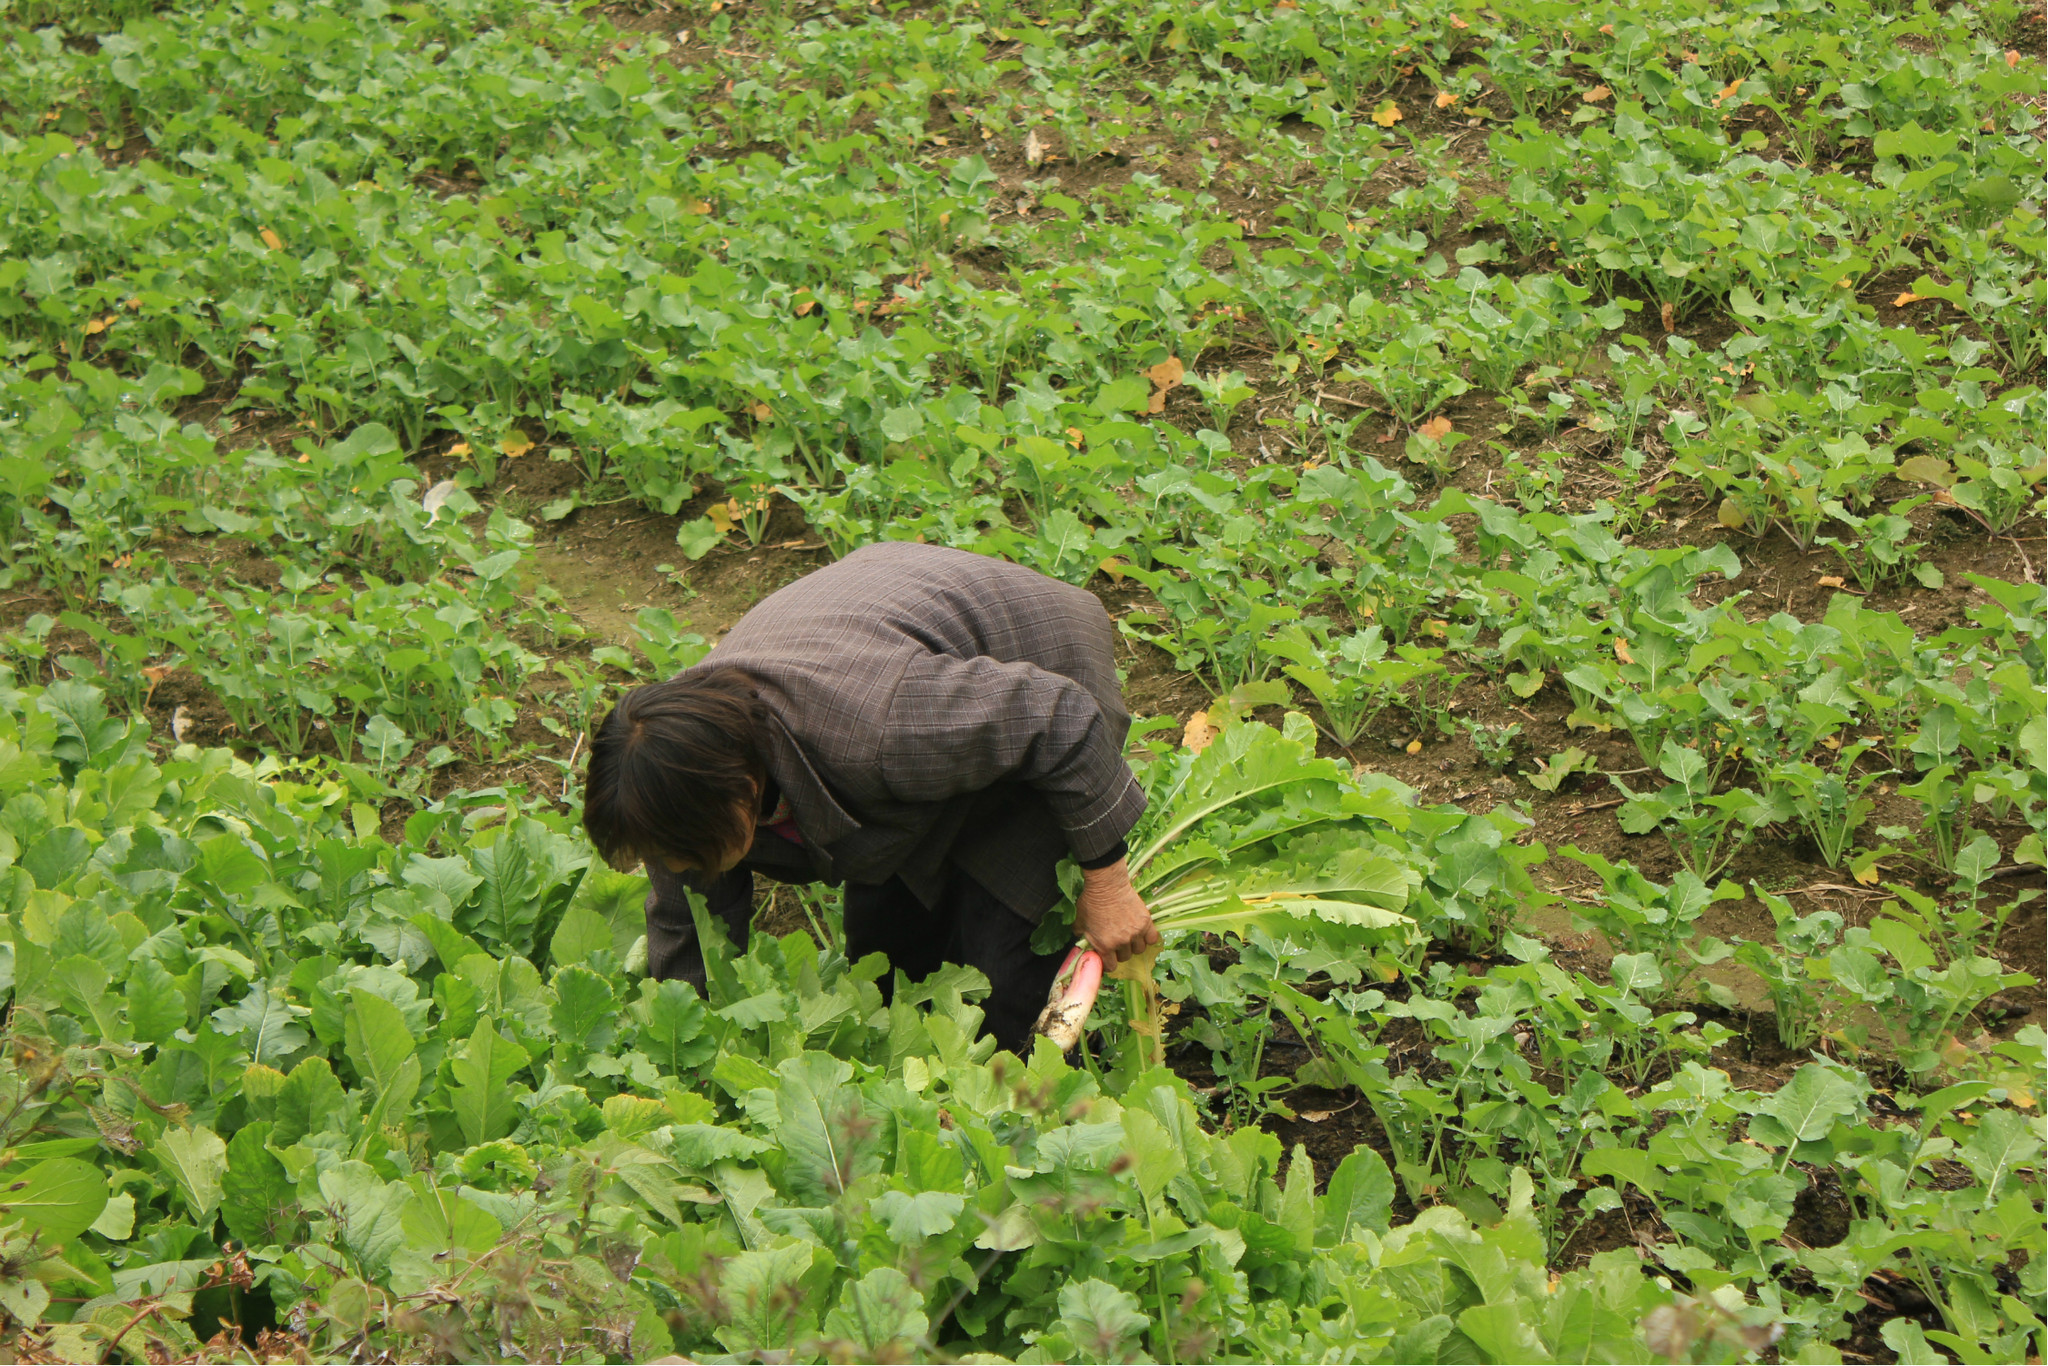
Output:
[581, 542, 1158, 1052]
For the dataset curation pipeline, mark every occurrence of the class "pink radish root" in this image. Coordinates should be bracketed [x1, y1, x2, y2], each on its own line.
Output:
[1032, 947, 1103, 1052]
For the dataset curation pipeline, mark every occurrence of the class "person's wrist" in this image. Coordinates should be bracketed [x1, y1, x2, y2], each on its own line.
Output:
[1076, 837, 1128, 873]
[1079, 857, 1128, 884]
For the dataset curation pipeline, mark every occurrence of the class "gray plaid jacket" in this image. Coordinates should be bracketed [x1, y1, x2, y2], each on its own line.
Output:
[644, 542, 1144, 976]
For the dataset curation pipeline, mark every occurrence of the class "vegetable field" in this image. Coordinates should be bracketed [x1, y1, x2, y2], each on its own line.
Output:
[0, 0, 2042, 1358]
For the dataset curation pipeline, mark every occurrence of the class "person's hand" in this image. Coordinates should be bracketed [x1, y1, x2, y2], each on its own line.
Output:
[1073, 859, 1160, 968]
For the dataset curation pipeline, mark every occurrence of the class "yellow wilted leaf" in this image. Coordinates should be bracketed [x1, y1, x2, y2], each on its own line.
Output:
[1418, 415, 1453, 440]
[1897, 454, 1956, 487]
[1372, 102, 1402, 127]
[1182, 710, 1217, 754]
[2010, 1086, 2035, 1110]
[1660, 301, 1675, 334]
[1614, 639, 1635, 664]
[447, 442, 472, 461]
[83, 317, 108, 335]
[1818, 575, 1846, 589]
[1854, 861, 1883, 886]
[1893, 291, 1926, 306]
[751, 402, 772, 421]
[1097, 557, 1129, 584]
[260, 226, 284, 251]
[1107, 943, 1162, 1049]
[1712, 77, 1743, 106]
[1146, 357, 1184, 414]
[1405, 738, 1423, 754]
[1582, 85, 1611, 102]
[708, 502, 736, 534]
[685, 200, 713, 214]
[1449, 13, 1468, 27]
[1065, 426, 1085, 449]
[1717, 497, 1747, 529]
[1434, 90, 1459, 109]
[500, 432, 534, 459]
[2007, 49, 2022, 67]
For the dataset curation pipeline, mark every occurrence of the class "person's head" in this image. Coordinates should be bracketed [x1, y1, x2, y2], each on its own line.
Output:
[583, 669, 767, 876]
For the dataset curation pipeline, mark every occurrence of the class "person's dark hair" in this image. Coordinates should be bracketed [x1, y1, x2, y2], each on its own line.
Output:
[583, 669, 767, 872]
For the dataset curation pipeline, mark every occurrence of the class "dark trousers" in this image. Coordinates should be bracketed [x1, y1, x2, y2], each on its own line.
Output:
[645, 862, 1063, 1056]
[845, 871, 1065, 1056]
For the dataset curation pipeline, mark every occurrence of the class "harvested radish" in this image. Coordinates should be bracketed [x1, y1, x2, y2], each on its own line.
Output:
[1032, 947, 1103, 1052]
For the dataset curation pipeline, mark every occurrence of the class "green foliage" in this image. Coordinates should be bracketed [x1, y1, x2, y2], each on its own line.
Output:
[0, 0, 2041, 1357]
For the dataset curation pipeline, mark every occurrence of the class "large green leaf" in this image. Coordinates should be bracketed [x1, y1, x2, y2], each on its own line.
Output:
[210, 986, 311, 1065]
[398, 1179, 501, 1258]
[1959, 1108, 2043, 1202]
[343, 988, 417, 1097]
[154, 1125, 228, 1224]
[459, 819, 589, 959]
[639, 979, 717, 1075]
[775, 1052, 883, 1206]
[870, 1189, 966, 1242]
[22, 827, 92, 890]
[823, 1267, 928, 1359]
[560, 863, 649, 965]
[548, 906, 615, 970]
[448, 1019, 528, 1146]
[1118, 1108, 1186, 1204]
[1319, 1147, 1394, 1244]
[1750, 1065, 1864, 1147]
[1130, 718, 1351, 872]
[124, 956, 186, 1044]
[1056, 1279, 1150, 1362]
[1149, 835, 1414, 939]
[317, 1162, 407, 1274]
[550, 965, 616, 1053]
[462, 824, 543, 951]
[273, 1056, 351, 1147]
[220, 1123, 301, 1248]
[669, 1124, 772, 1170]
[715, 1243, 824, 1356]
[0, 1158, 108, 1242]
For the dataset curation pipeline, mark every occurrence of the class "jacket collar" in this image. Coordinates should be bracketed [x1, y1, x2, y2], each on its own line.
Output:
[759, 708, 861, 854]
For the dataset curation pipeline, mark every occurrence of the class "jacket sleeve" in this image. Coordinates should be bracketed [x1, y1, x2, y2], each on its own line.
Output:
[877, 652, 1146, 864]
[644, 862, 753, 990]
